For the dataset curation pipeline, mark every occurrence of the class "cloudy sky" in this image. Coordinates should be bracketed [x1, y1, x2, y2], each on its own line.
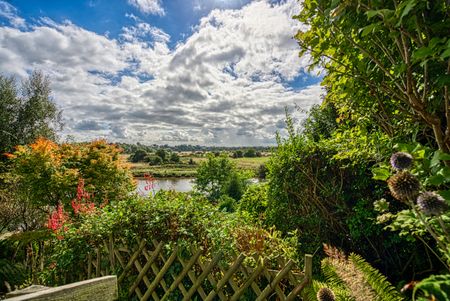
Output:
[0, 0, 323, 146]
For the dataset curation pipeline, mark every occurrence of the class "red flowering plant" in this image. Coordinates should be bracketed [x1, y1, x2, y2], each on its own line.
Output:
[46, 178, 105, 238]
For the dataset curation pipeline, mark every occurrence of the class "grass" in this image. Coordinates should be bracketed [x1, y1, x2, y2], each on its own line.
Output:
[125, 155, 269, 178]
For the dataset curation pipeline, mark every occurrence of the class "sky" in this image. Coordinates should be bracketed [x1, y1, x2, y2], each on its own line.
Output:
[0, 0, 323, 146]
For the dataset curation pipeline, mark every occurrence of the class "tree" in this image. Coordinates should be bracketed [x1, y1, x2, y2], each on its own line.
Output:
[155, 149, 167, 162]
[295, 0, 450, 152]
[130, 149, 148, 163]
[232, 150, 243, 158]
[170, 152, 180, 163]
[243, 149, 256, 158]
[0, 71, 62, 154]
[6, 138, 135, 208]
[195, 154, 247, 201]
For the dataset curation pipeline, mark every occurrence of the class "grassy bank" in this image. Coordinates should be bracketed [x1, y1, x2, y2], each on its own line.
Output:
[128, 156, 269, 177]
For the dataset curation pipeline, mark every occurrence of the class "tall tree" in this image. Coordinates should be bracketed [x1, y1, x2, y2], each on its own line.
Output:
[0, 71, 62, 154]
[295, 0, 450, 152]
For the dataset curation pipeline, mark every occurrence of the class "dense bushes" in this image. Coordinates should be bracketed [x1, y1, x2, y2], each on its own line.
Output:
[0, 139, 135, 232]
[38, 191, 298, 285]
[195, 154, 249, 201]
[261, 115, 433, 282]
[5, 138, 135, 208]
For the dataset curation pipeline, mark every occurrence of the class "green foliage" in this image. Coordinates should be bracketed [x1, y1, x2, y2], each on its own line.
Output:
[5, 139, 135, 209]
[302, 103, 339, 142]
[147, 155, 163, 165]
[238, 183, 268, 222]
[169, 152, 180, 163]
[195, 154, 249, 201]
[349, 254, 404, 301]
[257, 163, 267, 179]
[40, 192, 298, 285]
[372, 144, 450, 267]
[265, 111, 427, 281]
[155, 149, 167, 161]
[413, 274, 450, 301]
[243, 149, 256, 158]
[0, 71, 62, 155]
[295, 0, 450, 153]
[129, 149, 148, 163]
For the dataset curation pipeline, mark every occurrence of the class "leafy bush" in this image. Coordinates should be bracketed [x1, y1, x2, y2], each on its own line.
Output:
[5, 138, 135, 209]
[265, 115, 429, 281]
[238, 183, 268, 222]
[195, 154, 249, 201]
[40, 192, 298, 285]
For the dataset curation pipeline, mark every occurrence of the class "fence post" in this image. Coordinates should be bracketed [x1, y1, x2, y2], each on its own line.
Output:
[304, 254, 313, 284]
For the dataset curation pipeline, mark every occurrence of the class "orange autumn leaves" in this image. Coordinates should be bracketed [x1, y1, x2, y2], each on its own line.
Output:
[5, 138, 135, 208]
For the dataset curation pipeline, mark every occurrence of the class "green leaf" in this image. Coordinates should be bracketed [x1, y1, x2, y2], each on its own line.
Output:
[359, 23, 379, 37]
[412, 47, 434, 60]
[430, 150, 450, 168]
[398, 0, 417, 23]
[425, 174, 445, 186]
[413, 274, 450, 301]
[372, 167, 390, 181]
[438, 190, 450, 201]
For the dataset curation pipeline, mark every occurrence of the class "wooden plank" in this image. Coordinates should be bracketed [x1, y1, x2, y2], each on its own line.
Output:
[204, 254, 245, 301]
[117, 239, 146, 284]
[141, 246, 179, 301]
[87, 253, 92, 279]
[304, 254, 313, 283]
[182, 252, 222, 301]
[230, 263, 265, 301]
[160, 249, 203, 301]
[95, 248, 101, 278]
[179, 257, 208, 300]
[255, 260, 295, 301]
[128, 242, 163, 297]
[262, 266, 286, 300]
[197, 257, 227, 301]
[6, 276, 118, 301]
[285, 278, 308, 301]
[240, 265, 262, 297]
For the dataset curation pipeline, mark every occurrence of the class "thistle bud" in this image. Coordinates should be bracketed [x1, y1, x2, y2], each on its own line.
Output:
[390, 152, 413, 170]
[387, 171, 420, 202]
[417, 192, 449, 216]
[317, 287, 336, 301]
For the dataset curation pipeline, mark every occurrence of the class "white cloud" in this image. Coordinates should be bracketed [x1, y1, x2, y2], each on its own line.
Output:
[0, 0, 323, 146]
[0, 1, 26, 29]
[127, 0, 165, 16]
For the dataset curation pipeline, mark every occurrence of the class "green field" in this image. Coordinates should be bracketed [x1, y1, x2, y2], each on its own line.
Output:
[128, 156, 269, 177]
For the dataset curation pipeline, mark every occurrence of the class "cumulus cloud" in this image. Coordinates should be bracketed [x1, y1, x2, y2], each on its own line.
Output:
[127, 0, 165, 16]
[0, 1, 26, 29]
[0, 0, 323, 146]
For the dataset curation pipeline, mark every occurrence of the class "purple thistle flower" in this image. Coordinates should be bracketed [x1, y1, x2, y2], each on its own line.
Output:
[390, 152, 413, 170]
[417, 192, 449, 216]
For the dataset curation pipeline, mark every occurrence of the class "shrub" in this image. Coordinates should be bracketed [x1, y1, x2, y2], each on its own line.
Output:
[40, 192, 298, 285]
[238, 183, 268, 222]
[129, 149, 148, 163]
[5, 138, 135, 209]
[195, 154, 249, 201]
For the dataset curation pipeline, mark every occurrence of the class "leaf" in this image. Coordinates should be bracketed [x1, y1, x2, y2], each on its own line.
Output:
[430, 150, 450, 168]
[359, 23, 380, 37]
[413, 274, 450, 301]
[425, 174, 445, 186]
[398, 0, 417, 23]
[437, 190, 450, 201]
[412, 47, 434, 60]
[372, 167, 390, 181]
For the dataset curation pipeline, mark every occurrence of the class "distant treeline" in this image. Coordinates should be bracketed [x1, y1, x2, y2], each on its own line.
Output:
[115, 143, 273, 154]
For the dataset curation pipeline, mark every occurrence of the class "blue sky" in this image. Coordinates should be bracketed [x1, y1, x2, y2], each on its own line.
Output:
[0, 0, 323, 145]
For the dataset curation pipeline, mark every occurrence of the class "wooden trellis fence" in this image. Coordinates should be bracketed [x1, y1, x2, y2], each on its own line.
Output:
[80, 237, 313, 301]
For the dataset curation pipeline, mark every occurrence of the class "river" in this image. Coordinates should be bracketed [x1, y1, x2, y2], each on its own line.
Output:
[136, 177, 194, 196]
